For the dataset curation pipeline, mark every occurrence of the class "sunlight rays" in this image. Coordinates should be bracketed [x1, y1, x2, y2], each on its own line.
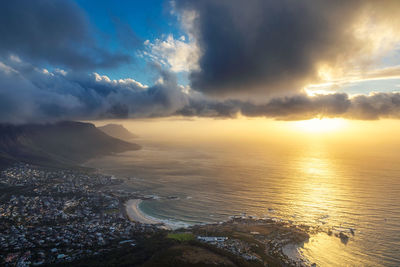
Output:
[292, 118, 348, 134]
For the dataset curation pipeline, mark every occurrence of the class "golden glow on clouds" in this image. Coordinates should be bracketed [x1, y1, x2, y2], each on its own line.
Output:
[305, 7, 400, 94]
[304, 88, 333, 96]
[305, 64, 400, 93]
[317, 64, 335, 82]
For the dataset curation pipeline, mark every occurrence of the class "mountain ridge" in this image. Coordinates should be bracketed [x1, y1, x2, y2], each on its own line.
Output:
[0, 121, 140, 168]
[98, 123, 138, 141]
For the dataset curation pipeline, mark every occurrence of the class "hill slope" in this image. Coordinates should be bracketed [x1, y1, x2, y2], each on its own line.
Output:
[0, 121, 140, 168]
[98, 124, 138, 140]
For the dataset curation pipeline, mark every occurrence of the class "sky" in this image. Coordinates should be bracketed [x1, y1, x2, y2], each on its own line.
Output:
[1, 0, 400, 123]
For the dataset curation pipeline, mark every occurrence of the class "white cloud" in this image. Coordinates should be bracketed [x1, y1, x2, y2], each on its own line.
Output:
[0, 61, 18, 74]
[93, 72, 148, 89]
[142, 34, 200, 72]
[54, 68, 67, 76]
[9, 54, 21, 63]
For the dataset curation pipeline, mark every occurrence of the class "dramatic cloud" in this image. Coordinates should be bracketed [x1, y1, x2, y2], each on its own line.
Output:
[0, 59, 188, 123]
[177, 92, 400, 120]
[174, 0, 400, 97]
[1, 1, 400, 123]
[0, 0, 131, 70]
[1, 57, 400, 123]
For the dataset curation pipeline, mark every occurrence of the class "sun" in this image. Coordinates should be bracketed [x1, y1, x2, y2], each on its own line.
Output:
[292, 118, 347, 133]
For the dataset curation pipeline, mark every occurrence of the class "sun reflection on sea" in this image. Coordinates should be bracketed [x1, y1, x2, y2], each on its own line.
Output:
[284, 142, 367, 265]
[288, 142, 344, 217]
[90, 118, 400, 266]
[302, 155, 334, 177]
[298, 232, 358, 266]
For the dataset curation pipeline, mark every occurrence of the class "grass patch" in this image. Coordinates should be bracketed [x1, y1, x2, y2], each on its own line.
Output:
[167, 233, 195, 242]
[104, 208, 119, 214]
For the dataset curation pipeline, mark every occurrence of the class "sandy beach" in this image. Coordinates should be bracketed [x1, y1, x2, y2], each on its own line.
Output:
[125, 199, 162, 225]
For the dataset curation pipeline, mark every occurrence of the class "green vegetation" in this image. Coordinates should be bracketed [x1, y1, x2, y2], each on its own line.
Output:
[104, 208, 120, 214]
[167, 232, 195, 242]
[56, 232, 253, 267]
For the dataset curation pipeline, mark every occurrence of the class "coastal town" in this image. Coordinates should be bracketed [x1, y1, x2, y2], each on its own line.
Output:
[0, 163, 314, 266]
[191, 217, 311, 266]
[0, 164, 159, 266]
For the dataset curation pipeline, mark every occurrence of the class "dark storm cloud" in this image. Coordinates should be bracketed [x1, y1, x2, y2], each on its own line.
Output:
[174, 0, 400, 97]
[241, 94, 351, 120]
[176, 92, 400, 121]
[348, 93, 400, 120]
[0, 0, 131, 70]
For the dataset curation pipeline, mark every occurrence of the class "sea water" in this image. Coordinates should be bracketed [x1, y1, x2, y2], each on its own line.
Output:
[87, 137, 400, 266]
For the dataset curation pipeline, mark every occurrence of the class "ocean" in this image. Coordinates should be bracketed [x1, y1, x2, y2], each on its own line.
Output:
[87, 134, 400, 266]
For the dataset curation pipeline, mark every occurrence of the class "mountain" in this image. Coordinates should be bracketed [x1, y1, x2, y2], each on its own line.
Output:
[0, 121, 140, 168]
[98, 124, 138, 141]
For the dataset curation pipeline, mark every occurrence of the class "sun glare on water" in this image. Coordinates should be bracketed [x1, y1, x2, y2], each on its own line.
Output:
[292, 118, 347, 133]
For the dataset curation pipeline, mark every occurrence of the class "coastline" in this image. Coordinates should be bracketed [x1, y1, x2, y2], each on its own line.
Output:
[97, 166, 310, 265]
[125, 199, 162, 225]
